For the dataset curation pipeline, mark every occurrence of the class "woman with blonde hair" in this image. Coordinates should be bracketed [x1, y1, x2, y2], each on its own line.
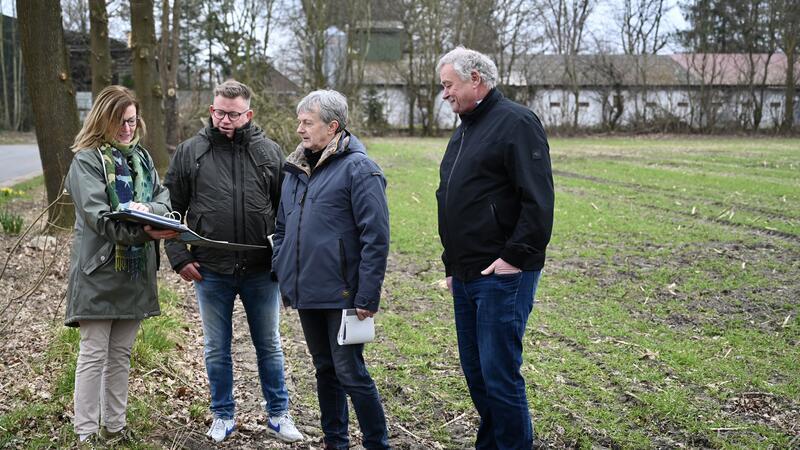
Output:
[65, 85, 177, 446]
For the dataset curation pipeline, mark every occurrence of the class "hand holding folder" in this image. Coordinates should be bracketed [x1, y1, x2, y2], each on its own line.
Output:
[337, 309, 375, 345]
[107, 208, 270, 251]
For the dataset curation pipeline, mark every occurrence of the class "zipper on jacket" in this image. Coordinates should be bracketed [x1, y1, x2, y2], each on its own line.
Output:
[261, 170, 269, 240]
[444, 126, 467, 258]
[193, 161, 200, 202]
[232, 145, 240, 271]
[240, 147, 248, 269]
[294, 181, 308, 305]
[339, 238, 350, 290]
[445, 126, 467, 208]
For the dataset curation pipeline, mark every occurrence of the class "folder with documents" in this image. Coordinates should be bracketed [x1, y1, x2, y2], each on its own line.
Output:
[337, 308, 375, 345]
[107, 208, 270, 252]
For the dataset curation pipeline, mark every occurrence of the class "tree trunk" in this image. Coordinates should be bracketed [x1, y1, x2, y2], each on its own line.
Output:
[783, 49, 796, 132]
[160, 0, 180, 153]
[0, 10, 9, 129]
[12, 21, 23, 131]
[17, 0, 78, 228]
[89, 0, 112, 98]
[406, 44, 415, 135]
[130, 0, 168, 174]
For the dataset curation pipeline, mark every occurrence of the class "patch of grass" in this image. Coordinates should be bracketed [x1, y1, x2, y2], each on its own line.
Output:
[0, 285, 186, 448]
[0, 209, 24, 234]
[362, 136, 800, 447]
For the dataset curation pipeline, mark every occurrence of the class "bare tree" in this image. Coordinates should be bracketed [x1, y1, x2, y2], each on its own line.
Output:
[61, 0, 90, 34]
[616, 0, 669, 123]
[89, 0, 112, 97]
[337, 0, 372, 100]
[159, 0, 180, 152]
[585, 43, 626, 130]
[681, 54, 726, 131]
[17, 0, 79, 227]
[450, 0, 495, 53]
[130, 0, 169, 173]
[201, 0, 279, 82]
[296, 0, 330, 89]
[618, 0, 668, 55]
[1, 1, 24, 131]
[397, 0, 448, 135]
[494, 0, 539, 87]
[775, 0, 799, 131]
[0, 0, 10, 129]
[540, 0, 595, 127]
[734, 0, 778, 130]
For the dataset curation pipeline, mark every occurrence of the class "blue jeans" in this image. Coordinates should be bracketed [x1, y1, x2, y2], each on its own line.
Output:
[194, 268, 289, 419]
[298, 309, 390, 450]
[453, 271, 541, 450]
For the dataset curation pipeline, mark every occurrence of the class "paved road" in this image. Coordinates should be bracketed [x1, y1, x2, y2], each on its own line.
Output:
[0, 144, 42, 187]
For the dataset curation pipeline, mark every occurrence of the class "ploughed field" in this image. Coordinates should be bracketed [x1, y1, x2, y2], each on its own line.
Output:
[360, 136, 799, 449]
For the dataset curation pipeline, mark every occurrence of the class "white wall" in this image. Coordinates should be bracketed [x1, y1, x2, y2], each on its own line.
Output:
[350, 85, 792, 130]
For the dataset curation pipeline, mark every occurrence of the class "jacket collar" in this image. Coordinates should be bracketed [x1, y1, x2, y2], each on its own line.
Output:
[459, 88, 502, 125]
[205, 119, 253, 147]
[286, 129, 351, 177]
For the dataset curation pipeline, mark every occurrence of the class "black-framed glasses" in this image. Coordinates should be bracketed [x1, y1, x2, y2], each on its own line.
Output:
[121, 116, 138, 128]
[211, 107, 249, 121]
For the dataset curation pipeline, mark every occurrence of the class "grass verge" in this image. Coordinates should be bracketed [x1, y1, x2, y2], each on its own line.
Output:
[0, 286, 186, 448]
[363, 136, 799, 448]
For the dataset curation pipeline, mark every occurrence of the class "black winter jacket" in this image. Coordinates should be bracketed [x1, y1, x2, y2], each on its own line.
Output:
[436, 88, 554, 282]
[272, 131, 389, 312]
[164, 121, 285, 275]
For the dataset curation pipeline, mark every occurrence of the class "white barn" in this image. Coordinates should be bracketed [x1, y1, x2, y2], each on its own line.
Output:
[361, 53, 799, 131]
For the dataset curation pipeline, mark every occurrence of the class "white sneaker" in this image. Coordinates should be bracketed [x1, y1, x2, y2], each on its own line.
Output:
[206, 418, 236, 443]
[267, 413, 304, 443]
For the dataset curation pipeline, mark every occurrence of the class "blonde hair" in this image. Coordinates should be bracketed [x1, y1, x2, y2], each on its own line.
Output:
[71, 85, 147, 152]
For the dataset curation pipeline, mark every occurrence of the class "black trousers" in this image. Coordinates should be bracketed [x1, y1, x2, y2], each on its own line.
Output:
[298, 309, 390, 450]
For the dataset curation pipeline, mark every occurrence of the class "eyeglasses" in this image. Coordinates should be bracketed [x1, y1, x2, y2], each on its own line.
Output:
[211, 107, 249, 121]
[121, 116, 138, 128]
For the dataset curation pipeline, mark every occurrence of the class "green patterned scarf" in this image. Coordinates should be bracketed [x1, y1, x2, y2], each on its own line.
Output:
[99, 136, 154, 276]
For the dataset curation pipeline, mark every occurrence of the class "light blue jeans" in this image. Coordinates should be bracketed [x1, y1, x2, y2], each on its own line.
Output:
[194, 268, 289, 419]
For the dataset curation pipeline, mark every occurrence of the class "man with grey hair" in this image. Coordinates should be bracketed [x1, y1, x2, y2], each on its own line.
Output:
[436, 47, 554, 449]
[272, 89, 391, 450]
[164, 79, 303, 444]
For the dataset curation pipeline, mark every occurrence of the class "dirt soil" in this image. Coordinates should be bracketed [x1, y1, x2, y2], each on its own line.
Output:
[0, 187, 441, 449]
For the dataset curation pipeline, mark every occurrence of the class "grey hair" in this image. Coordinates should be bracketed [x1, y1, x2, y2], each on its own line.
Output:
[214, 79, 252, 105]
[296, 89, 349, 130]
[436, 47, 498, 89]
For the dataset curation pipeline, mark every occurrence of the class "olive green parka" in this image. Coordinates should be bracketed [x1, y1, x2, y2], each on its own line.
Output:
[64, 147, 171, 327]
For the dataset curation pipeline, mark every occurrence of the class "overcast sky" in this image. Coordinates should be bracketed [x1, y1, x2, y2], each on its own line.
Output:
[2, 1, 689, 54]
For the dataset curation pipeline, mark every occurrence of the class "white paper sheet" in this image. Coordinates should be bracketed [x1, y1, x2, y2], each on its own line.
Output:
[337, 309, 375, 345]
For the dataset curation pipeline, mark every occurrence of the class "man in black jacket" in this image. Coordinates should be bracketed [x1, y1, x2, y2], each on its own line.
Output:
[164, 80, 303, 444]
[436, 47, 554, 450]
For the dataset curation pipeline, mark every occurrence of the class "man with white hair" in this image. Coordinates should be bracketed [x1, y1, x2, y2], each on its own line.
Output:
[436, 47, 554, 449]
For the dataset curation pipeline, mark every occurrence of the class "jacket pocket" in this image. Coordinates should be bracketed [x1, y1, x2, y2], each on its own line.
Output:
[490, 201, 509, 241]
[188, 213, 203, 233]
[262, 215, 270, 242]
[81, 240, 114, 275]
[339, 238, 350, 289]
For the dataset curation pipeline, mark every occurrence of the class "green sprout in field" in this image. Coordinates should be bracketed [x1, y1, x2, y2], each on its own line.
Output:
[0, 209, 24, 234]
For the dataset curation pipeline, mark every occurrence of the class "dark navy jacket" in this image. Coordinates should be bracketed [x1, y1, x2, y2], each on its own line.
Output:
[437, 88, 554, 282]
[272, 132, 390, 311]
